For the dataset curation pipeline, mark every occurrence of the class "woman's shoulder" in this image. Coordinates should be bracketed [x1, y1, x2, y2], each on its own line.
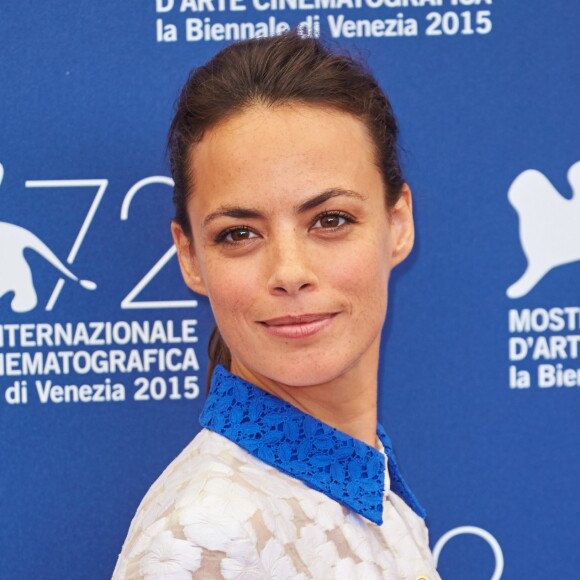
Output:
[113, 429, 270, 578]
[124, 428, 260, 529]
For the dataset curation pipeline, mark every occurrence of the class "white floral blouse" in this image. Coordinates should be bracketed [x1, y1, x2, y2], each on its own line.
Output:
[113, 366, 440, 579]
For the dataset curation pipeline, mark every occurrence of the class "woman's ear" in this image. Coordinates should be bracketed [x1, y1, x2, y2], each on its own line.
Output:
[389, 183, 415, 267]
[171, 221, 209, 296]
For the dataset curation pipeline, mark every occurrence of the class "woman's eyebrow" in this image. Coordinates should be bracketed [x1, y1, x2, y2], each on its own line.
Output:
[203, 207, 263, 228]
[296, 188, 367, 212]
[202, 188, 366, 228]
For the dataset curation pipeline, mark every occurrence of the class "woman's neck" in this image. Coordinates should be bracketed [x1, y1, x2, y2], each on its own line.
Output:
[230, 356, 380, 449]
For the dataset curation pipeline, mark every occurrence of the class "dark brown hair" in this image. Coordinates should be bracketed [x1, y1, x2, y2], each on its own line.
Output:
[167, 31, 405, 390]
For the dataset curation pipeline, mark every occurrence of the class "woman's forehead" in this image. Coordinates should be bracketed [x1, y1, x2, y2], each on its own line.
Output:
[188, 103, 381, 211]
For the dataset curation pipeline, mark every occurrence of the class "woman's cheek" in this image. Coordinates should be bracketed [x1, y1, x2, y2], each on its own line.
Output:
[331, 243, 388, 294]
[205, 263, 257, 320]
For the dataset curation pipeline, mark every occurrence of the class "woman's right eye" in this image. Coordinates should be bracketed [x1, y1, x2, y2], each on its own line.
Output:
[216, 227, 259, 244]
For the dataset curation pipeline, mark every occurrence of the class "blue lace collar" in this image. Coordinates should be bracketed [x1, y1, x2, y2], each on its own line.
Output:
[200, 365, 426, 525]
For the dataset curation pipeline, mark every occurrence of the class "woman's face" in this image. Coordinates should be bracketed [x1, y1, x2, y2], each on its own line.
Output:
[173, 104, 414, 390]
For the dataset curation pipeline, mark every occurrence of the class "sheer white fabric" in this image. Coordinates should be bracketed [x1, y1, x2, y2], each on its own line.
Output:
[113, 429, 440, 579]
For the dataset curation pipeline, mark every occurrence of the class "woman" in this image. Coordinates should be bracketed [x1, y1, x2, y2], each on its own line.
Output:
[114, 31, 440, 579]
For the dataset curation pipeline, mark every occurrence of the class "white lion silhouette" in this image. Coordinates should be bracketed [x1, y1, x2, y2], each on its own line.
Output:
[0, 163, 96, 313]
[507, 160, 580, 299]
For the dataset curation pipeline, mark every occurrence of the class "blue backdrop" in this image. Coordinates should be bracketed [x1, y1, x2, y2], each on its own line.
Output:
[1, 1, 579, 578]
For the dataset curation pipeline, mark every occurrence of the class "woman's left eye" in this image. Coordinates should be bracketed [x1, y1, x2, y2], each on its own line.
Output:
[215, 226, 259, 244]
[312, 212, 354, 230]
[226, 228, 257, 242]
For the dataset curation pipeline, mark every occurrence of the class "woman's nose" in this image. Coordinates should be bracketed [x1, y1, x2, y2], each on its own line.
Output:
[267, 233, 318, 296]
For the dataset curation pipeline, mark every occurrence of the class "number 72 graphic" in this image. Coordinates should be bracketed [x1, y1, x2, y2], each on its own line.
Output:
[24, 175, 197, 311]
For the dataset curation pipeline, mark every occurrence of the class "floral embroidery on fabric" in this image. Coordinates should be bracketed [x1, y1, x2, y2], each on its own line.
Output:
[200, 365, 426, 525]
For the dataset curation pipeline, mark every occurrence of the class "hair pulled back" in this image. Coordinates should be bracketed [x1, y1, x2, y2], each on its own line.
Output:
[167, 31, 405, 390]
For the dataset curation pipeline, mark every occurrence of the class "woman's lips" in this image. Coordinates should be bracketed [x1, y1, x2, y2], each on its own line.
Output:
[258, 313, 338, 339]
